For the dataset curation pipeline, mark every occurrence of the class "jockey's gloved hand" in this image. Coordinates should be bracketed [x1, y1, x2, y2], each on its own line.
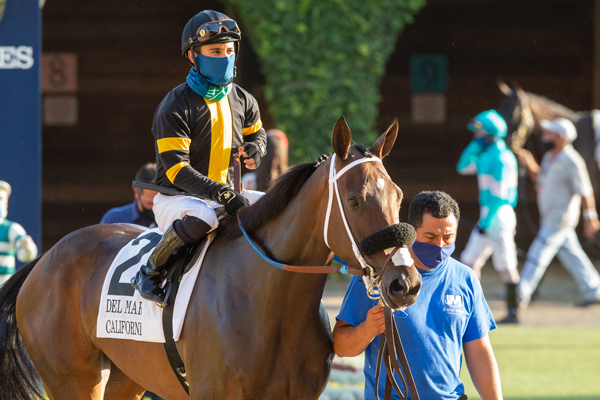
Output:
[240, 142, 266, 168]
[217, 188, 250, 217]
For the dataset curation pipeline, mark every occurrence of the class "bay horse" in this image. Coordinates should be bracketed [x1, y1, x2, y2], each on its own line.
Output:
[497, 81, 600, 241]
[0, 117, 421, 400]
[497, 80, 599, 192]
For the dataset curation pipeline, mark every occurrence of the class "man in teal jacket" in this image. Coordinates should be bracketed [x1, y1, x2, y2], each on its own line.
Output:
[457, 110, 520, 323]
[0, 180, 38, 285]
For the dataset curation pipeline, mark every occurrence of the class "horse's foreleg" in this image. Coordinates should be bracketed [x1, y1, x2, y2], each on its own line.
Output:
[104, 361, 146, 400]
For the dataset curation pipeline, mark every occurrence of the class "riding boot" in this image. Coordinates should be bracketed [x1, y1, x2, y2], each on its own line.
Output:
[498, 283, 519, 324]
[131, 225, 187, 307]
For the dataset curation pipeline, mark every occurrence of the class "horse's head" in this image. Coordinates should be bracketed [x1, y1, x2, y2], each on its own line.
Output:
[323, 117, 421, 310]
[497, 80, 535, 152]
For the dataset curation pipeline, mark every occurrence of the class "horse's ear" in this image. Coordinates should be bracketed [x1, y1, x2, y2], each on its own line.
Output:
[369, 118, 398, 159]
[511, 80, 523, 92]
[332, 116, 352, 160]
[497, 80, 513, 96]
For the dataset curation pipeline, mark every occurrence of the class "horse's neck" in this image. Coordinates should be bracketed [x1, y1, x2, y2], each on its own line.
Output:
[263, 170, 331, 268]
[529, 93, 582, 122]
[249, 171, 332, 305]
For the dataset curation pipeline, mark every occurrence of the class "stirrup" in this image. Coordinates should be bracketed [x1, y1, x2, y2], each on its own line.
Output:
[158, 282, 173, 308]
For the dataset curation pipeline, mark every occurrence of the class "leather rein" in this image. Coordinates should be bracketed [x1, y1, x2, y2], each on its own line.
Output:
[236, 153, 386, 277]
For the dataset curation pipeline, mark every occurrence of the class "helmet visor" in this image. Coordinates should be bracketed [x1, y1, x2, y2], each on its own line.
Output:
[195, 19, 240, 42]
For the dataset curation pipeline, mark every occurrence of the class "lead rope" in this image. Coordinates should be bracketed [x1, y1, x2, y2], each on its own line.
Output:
[374, 308, 420, 400]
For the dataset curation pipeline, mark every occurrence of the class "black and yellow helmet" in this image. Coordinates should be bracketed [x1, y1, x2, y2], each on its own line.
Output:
[181, 10, 241, 57]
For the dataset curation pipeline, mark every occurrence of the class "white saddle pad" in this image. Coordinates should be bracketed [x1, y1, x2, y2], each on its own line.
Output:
[96, 228, 211, 343]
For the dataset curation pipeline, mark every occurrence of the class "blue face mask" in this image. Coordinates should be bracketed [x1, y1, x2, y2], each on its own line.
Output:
[411, 241, 455, 269]
[474, 136, 488, 149]
[195, 52, 236, 87]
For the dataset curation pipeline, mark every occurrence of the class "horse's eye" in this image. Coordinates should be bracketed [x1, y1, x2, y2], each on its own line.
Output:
[347, 197, 359, 208]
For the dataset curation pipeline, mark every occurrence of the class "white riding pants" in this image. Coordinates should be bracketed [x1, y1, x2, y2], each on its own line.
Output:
[460, 204, 518, 272]
[518, 226, 600, 305]
[153, 190, 264, 234]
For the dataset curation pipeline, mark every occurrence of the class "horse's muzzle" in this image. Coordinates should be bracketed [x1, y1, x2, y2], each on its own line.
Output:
[381, 273, 422, 310]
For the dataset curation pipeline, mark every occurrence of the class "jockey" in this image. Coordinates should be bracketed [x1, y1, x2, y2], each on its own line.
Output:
[456, 109, 521, 323]
[0, 180, 38, 285]
[131, 10, 267, 306]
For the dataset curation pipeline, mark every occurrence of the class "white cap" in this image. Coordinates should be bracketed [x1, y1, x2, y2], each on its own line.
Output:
[540, 118, 577, 143]
[0, 181, 11, 197]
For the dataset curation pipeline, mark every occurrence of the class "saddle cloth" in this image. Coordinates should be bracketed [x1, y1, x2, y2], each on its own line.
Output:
[96, 228, 211, 343]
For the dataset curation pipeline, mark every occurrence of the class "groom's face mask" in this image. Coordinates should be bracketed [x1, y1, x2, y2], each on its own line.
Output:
[410, 212, 458, 269]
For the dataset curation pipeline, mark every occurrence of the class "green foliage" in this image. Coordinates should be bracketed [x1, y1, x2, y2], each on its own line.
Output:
[223, 0, 426, 162]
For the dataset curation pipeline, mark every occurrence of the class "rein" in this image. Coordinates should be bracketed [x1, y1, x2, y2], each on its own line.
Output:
[237, 219, 367, 276]
[237, 153, 386, 277]
[375, 307, 420, 400]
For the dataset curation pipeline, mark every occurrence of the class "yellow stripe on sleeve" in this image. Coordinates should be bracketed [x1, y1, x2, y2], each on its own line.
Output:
[242, 118, 263, 136]
[157, 137, 191, 153]
[165, 162, 189, 183]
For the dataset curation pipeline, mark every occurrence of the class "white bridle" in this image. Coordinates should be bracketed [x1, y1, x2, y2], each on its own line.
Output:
[322, 153, 414, 303]
[323, 153, 382, 275]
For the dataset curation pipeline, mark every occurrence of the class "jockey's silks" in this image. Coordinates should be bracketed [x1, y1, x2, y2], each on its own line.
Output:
[456, 139, 518, 230]
[153, 83, 266, 202]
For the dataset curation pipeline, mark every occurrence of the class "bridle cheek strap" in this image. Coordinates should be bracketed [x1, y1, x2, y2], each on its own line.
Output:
[323, 153, 383, 271]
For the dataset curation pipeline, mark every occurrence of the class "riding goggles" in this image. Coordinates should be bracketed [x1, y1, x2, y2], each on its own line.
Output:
[192, 19, 240, 43]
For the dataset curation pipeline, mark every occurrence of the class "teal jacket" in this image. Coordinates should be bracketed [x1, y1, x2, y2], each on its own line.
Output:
[0, 219, 26, 275]
[456, 139, 518, 230]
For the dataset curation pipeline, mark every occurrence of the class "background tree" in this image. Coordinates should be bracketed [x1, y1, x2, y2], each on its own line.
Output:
[224, 0, 426, 162]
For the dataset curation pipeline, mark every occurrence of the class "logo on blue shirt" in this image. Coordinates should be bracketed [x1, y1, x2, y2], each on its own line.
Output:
[445, 294, 463, 308]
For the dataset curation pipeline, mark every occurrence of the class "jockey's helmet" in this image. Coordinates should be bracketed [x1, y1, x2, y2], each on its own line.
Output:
[467, 110, 507, 138]
[181, 10, 241, 58]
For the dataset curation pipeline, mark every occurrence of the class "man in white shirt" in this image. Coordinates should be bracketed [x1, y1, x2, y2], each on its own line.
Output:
[516, 118, 600, 307]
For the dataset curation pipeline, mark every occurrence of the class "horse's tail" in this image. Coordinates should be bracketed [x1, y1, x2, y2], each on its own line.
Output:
[0, 256, 45, 400]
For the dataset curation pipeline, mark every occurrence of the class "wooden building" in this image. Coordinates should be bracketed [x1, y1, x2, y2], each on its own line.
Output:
[42, 0, 597, 252]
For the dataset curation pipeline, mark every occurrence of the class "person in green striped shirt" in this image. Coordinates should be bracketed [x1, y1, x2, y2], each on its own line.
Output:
[0, 180, 38, 285]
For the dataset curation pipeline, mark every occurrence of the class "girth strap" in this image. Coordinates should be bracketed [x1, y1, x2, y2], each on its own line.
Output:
[162, 259, 189, 395]
[160, 238, 208, 395]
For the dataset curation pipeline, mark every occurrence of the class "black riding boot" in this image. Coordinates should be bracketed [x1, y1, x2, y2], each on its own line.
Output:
[131, 225, 187, 307]
[498, 283, 519, 324]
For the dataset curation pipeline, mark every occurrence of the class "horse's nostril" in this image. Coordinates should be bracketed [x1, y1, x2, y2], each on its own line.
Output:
[408, 280, 422, 297]
[389, 278, 407, 297]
